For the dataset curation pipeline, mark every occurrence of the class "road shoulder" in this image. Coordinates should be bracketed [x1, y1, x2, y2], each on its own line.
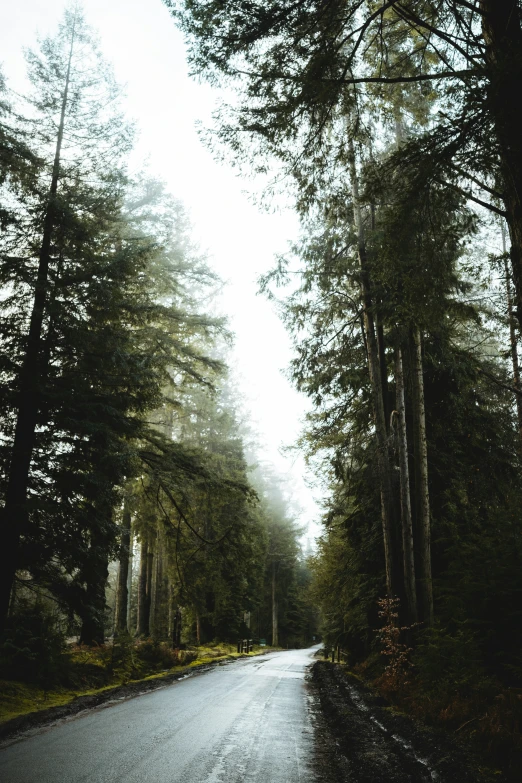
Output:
[309, 661, 499, 783]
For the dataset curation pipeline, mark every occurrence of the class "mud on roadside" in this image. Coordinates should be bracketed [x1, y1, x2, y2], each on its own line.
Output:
[308, 661, 505, 783]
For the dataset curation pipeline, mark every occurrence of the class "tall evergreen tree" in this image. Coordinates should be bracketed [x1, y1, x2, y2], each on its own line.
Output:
[171, 1, 522, 327]
[0, 7, 132, 631]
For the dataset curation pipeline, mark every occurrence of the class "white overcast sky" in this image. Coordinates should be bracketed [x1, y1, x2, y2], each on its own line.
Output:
[1, 0, 323, 540]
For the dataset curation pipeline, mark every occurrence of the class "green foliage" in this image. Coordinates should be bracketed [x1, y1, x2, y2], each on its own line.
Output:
[310, 496, 384, 662]
[413, 623, 491, 698]
[0, 598, 68, 687]
[0, 9, 229, 644]
[283, 559, 319, 648]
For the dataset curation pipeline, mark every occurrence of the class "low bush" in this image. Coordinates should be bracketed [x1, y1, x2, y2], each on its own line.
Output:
[0, 599, 69, 688]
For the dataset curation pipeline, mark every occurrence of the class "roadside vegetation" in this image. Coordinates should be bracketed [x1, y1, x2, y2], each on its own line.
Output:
[0, 634, 272, 726]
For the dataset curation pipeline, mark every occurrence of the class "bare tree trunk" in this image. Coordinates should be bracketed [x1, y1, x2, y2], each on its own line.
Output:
[347, 135, 398, 597]
[376, 309, 390, 428]
[153, 534, 166, 638]
[150, 530, 158, 637]
[481, 1, 522, 330]
[168, 577, 173, 641]
[395, 344, 418, 623]
[145, 542, 154, 637]
[136, 537, 148, 636]
[411, 329, 434, 625]
[172, 605, 182, 649]
[126, 527, 133, 630]
[502, 222, 522, 443]
[114, 495, 132, 633]
[0, 19, 78, 632]
[271, 560, 279, 647]
[196, 614, 201, 645]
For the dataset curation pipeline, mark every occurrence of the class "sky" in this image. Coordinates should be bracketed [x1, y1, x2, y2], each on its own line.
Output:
[1, 0, 323, 540]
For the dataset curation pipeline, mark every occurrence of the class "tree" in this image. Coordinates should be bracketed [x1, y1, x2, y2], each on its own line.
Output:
[160, 383, 262, 644]
[171, 1, 522, 326]
[0, 7, 132, 631]
[0, 67, 36, 226]
[113, 490, 133, 634]
[38, 172, 228, 644]
[0, 7, 226, 640]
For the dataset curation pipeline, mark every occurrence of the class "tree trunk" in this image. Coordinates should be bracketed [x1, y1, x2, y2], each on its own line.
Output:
[152, 534, 165, 638]
[114, 495, 132, 633]
[168, 577, 173, 641]
[481, 2, 522, 329]
[502, 222, 522, 443]
[0, 22, 77, 633]
[150, 534, 158, 638]
[395, 344, 418, 624]
[79, 528, 109, 646]
[136, 537, 149, 636]
[347, 134, 398, 597]
[172, 605, 182, 649]
[145, 543, 154, 637]
[126, 527, 134, 631]
[271, 560, 279, 647]
[411, 329, 434, 625]
[376, 309, 390, 428]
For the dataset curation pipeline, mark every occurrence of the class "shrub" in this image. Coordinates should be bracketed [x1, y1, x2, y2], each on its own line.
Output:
[134, 639, 179, 670]
[374, 597, 415, 694]
[0, 598, 68, 687]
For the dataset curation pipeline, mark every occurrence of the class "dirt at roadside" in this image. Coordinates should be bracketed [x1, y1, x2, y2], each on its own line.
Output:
[308, 661, 504, 783]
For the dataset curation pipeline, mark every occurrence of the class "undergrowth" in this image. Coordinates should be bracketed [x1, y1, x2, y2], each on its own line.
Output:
[0, 603, 269, 725]
[349, 598, 522, 779]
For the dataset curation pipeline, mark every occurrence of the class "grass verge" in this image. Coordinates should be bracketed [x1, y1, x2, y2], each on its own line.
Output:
[0, 642, 274, 732]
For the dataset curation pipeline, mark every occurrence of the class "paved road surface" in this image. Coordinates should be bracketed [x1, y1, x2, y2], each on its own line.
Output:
[0, 646, 320, 783]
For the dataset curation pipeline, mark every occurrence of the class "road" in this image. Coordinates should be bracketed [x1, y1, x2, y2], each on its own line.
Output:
[0, 647, 320, 783]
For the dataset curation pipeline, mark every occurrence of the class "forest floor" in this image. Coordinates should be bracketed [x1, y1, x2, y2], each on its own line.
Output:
[310, 660, 517, 783]
[0, 641, 274, 738]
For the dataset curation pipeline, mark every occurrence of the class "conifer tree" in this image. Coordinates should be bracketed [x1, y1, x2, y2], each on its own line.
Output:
[171, 1, 522, 326]
[0, 7, 133, 631]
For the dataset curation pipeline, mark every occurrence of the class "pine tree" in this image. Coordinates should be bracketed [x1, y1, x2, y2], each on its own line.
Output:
[0, 7, 133, 631]
[171, 1, 522, 327]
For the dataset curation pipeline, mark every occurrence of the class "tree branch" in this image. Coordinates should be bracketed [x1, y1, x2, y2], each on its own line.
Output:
[478, 367, 522, 397]
[434, 177, 507, 216]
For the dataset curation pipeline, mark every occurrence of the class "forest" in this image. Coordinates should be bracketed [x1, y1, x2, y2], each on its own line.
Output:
[1, 0, 522, 777]
[169, 0, 522, 770]
[0, 7, 316, 711]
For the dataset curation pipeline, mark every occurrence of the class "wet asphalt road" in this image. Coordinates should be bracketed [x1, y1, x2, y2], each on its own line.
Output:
[0, 646, 321, 783]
